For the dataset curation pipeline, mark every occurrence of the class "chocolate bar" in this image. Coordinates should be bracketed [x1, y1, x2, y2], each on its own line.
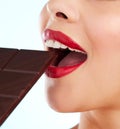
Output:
[0, 47, 55, 125]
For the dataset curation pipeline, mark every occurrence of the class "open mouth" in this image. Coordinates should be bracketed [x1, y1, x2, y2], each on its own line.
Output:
[46, 40, 87, 68]
[43, 29, 87, 78]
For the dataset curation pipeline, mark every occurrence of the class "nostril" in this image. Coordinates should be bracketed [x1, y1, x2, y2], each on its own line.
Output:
[56, 12, 68, 19]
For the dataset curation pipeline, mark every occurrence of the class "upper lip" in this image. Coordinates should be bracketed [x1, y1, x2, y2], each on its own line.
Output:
[42, 29, 86, 52]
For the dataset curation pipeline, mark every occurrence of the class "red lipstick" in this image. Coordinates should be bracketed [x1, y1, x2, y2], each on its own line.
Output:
[43, 29, 85, 52]
[43, 29, 87, 78]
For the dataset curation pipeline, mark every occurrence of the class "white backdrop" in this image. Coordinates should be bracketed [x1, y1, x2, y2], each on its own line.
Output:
[0, 0, 79, 129]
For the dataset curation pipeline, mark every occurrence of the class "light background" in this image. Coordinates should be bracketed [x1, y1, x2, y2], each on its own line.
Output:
[0, 0, 79, 129]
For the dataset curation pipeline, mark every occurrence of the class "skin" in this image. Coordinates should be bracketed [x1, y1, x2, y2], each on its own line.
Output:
[40, 0, 120, 129]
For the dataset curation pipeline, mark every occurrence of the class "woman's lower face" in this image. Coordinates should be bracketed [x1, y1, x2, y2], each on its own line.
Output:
[40, 0, 120, 112]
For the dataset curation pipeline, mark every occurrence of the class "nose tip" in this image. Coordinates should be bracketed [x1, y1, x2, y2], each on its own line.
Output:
[46, 1, 79, 22]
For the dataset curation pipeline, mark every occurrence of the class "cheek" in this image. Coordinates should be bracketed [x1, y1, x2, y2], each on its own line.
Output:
[86, 16, 120, 53]
[85, 16, 120, 103]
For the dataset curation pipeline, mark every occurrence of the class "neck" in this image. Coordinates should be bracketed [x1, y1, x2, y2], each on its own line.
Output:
[78, 109, 120, 129]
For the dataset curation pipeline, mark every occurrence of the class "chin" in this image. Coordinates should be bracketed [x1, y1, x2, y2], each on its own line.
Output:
[45, 79, 95, 113]
[46, 93, 97, 113]
[44, 62, 108, 112]
[45, 86, 105, 113]
[46, 97, 78, 113]
[45, 79, 76, 112]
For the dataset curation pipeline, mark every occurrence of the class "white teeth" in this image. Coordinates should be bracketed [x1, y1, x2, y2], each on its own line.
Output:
[53, 41, 61, 48]
[69, 48, 75, 51]
[45, 40, 54, 48]
[45, 40, 86, 54]
[60, 44, 67, 49]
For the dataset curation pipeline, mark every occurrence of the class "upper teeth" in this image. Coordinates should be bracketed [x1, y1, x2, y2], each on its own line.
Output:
[45, 40, 86, 54]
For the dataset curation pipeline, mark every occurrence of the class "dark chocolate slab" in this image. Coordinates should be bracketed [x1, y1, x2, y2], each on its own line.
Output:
[0, 97, 17, 125]
[0, 47, 55, 125]
[4, 49, 53, 74]
[0, 71, 35, 97]
[0, 48, 18, 70]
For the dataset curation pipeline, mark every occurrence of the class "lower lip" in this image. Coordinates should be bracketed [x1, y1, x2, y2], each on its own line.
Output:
[45, 63, 84, 78]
